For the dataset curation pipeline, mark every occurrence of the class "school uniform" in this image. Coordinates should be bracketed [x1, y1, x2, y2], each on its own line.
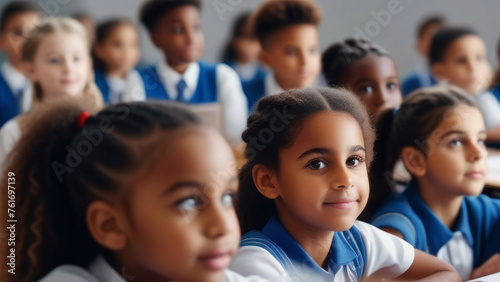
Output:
[224, 60, 267, 82]
[370, 183, 500, 280]
[39, 255, 269, 282]
[94, 69, 146, 104]
[242, 72, 284, 113]
[229, 215, 414, 281]
[401, 65, 437, 97]
[0, 61, 32, 127]
[138, 61, 247, 143]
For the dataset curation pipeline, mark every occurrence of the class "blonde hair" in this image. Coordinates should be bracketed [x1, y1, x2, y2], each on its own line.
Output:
[21, 17, 103, 109]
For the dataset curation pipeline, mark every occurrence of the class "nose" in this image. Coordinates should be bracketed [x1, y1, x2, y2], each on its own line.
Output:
[330, 164, 354, 190]
[204, 202, 235, 239]
[468, 141, 486, 163]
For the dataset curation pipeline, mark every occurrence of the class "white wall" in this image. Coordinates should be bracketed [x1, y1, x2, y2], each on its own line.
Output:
[2, 0, 499, 77]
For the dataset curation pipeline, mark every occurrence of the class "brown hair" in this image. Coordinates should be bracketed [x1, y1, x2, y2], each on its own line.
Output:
[236, 87, 375, 234]
[252, 0, 322, 48]
[21, 17, 102, 109]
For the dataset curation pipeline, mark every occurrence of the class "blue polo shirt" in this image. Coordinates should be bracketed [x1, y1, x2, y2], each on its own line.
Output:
[230, 215, 414, 281]
[371, 183, 500, 277]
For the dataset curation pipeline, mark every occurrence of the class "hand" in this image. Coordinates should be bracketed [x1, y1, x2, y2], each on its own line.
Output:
[469, 253, 500, 279]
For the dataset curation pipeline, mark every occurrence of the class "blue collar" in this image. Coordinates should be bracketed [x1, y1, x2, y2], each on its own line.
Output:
[404, 184, 474, 254]
[261, 215, 359, 276]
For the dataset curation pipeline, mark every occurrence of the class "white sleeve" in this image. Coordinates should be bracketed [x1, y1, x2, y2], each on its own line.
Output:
[0, 119, 20, 170]
[475, 92, 500, 130]
[38, 265, 99, 282]
[354, 221, 415, 280]
[216, 64, 248, 145]
[229, 246, 289, 281]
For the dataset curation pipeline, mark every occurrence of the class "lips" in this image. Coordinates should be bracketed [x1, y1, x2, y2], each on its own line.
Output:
[323, 199, 358, 210]
[465, 170, 485, 180]
[198, 248, 233, 271]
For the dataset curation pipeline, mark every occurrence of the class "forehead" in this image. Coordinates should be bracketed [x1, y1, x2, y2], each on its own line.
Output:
[266, 24, 318, 48]
[3, 11, 40, 30]
[343, 54, 396, 81]
[282, 111, 364, 155]
[37, 32, 87, 53]
[433, 105, 485, 135]
[148, 127, 236, 181]
[446, 35, 486, 56]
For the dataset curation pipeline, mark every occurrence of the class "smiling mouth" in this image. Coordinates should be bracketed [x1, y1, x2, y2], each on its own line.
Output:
[323, 200, 358, 210]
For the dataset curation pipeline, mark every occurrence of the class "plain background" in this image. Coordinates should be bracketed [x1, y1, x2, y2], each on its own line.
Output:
[1, 0, 499, 78]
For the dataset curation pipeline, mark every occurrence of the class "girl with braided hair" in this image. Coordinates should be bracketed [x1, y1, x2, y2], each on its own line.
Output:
[321, 38, 402, 118]
[1, 97, 266, 282]
[230, 87, 459, 281]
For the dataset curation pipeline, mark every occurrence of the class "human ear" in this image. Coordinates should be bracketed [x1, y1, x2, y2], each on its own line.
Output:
[23, 62, 37, 82]
[150, 30, 163, 50]
[258, 49, 272, 68]
[86, 201, 128, 251]
[401, 147, 427, 177]
[252, 164, 280, 199]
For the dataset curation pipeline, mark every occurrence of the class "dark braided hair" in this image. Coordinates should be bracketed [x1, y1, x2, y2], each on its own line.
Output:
[321, 38, 389, 87]
[362, 84, 479, 221]
[1, 98, 203, 282]
[236, 87, 375, 234]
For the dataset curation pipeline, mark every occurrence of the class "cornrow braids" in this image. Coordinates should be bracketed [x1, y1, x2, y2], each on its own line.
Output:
[237, 87, 375, 234]
[2, 98, 203, 282]
[321, 38, 389, 87]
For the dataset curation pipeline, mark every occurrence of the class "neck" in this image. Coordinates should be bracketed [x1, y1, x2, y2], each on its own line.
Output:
[107, 68, 128, 79]
[115, 251, 171, 282]
[166, 57, 190, 74]
[276, 205, 333, 269]
[8, 59, 23, 73]
[417, 180, 463, 229]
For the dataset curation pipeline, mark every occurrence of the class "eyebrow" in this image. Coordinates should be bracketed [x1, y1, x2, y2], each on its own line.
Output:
[161, 176, 238, 196]
[297, 145, 365, 161]
[439, 130, 487, 141]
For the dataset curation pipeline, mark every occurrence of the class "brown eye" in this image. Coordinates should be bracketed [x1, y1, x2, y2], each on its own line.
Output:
[307, 160, 327, 170]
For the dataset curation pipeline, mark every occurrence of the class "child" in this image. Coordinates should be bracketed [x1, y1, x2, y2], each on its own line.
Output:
[0, 1, 41, 127]
[321, 38, 402, 118]
[401, 15, 445, 96]
[221, 12, 267, 99]
[1, 98, 265, 282]
[138, 0, 247, 144]
[429, 26, 500, 143]
[243, 0, 322, 112]
[92, 19, 143, 104]
[229, 87, 460, 281]
[370, 85, 500, 280]
[0, 18, 102, 169]
[489, 36, 500, 101]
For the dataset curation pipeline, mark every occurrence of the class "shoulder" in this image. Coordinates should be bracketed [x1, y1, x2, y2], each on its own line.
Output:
[230, 231, 289, 279]
[39, 265, 99, 282]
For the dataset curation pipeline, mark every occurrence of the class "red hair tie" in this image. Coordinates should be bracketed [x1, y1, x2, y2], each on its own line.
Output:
[77, 111, 91, 129]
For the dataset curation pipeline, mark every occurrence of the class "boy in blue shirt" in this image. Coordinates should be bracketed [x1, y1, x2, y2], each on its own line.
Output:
[138, 0, 247, 143]
[0, 1, 41, 127]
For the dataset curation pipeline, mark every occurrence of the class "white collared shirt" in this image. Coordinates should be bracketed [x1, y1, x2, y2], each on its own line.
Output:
[1, 61, 32, 113]
[264, 73, 284, 96]
[151, 61, 248, 144]
[39, 255, 269, 282]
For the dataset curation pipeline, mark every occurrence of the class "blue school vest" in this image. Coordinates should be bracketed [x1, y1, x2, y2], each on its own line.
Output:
[94, 69, 111, 104]
[240, 215, 366, 280]
[241, 74, 266, 113]
[370, 183, 500, 268]
[0, 72, 20, 127]
[138, 62, 217, 103]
